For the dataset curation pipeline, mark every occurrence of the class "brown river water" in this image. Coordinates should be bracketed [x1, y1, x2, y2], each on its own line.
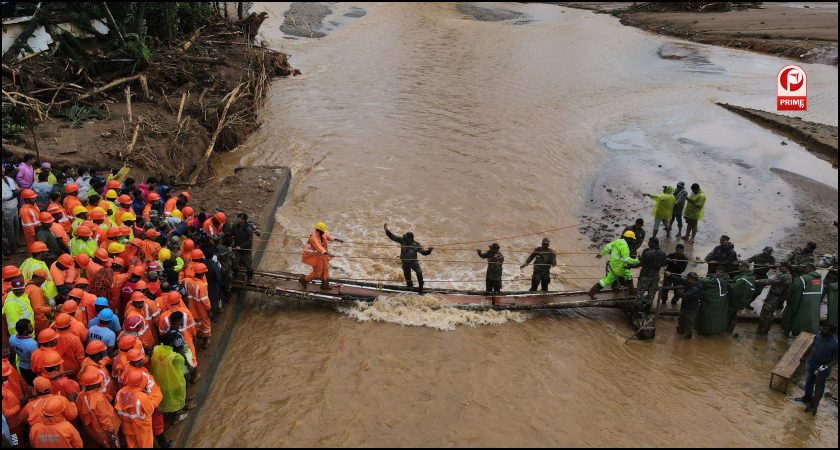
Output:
[191, 3, 838, 447]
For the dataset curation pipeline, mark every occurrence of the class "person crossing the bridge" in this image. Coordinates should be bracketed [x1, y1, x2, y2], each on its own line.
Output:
[300, 222, 344, 291]
[477, 243, 504, 293]
[588, 230, 640, 299]
[521, 238, 557, 292]
[384, 224, 433, 295]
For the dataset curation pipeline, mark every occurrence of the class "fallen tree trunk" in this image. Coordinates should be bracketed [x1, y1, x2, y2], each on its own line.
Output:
[188, 83, 244, 185]
[54, 74, 143, 106]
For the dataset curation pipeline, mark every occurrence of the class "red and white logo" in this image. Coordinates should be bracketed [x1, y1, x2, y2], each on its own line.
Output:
[777, 65, 807, 111]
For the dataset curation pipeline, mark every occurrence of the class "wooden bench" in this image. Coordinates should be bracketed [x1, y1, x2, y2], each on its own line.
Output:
[770, 332, 815, 393]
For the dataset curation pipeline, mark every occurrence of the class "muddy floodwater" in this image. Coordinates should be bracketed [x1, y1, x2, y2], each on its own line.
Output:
[191, 3, 838, 447]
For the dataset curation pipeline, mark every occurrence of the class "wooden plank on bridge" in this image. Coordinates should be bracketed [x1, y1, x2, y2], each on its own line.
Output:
[770, 331, 815, 393]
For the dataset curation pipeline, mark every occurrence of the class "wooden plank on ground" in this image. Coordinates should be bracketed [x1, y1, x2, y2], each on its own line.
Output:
[770, 331, 814, 392]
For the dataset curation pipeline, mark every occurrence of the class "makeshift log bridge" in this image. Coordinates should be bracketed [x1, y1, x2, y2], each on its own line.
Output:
[232, 270, 636, 311]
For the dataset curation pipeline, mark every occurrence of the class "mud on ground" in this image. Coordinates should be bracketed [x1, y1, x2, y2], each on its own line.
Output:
[563, 2, 838, 65]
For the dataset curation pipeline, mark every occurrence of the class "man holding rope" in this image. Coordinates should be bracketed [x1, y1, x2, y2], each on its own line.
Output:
[384, 224, 433, 295]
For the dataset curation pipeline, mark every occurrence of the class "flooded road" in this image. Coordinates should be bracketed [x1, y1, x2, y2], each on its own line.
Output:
[191, 3, 838, 447]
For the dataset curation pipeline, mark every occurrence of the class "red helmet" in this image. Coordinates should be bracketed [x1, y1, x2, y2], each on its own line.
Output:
[125, 315, 145, 332]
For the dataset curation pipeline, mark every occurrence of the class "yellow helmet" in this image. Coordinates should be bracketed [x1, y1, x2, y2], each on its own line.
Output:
[121, 212, 137, 222]
[158, 248, 172, 261]
[622, 230, 636, 240]
[171, 209, 182, 219]
[107, 242, 125, 254]
[105, 189, 118, 200]
[315, 222, 327, 232]
[72, 206, 88, 217]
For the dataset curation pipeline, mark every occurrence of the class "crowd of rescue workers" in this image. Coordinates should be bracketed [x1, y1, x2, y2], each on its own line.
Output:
[1, 155, 838, 447]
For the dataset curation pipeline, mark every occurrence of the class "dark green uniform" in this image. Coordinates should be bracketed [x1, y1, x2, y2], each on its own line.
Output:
[524, 247, 556, 292]
[747, 251, 775, 300]
[781, 271, 823, 336]
[727, 271, 755, 332]
[478, 250, 504, 293]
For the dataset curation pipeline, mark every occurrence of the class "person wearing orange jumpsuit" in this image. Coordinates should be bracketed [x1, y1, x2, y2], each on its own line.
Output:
[76, 369, 120, 448]
[49, 254, 78, 300]
[112, 334, 146, 383]
[300, 222, 344, 290]
[39, 350, 80, 400]
[158, 296, 197, 369]
[24, 271, 51, 333]
[115, 369, 155, 448]
[19, 189, 41, 248]
[2, 360, 27, 444]
[50, 313, 85, 377]
[79, 340, 116, 402]
[29, 396, 84, 448]
[20, 376, 78, 426]
[125, 292, 160, 346]
[184, 264, 212, 349]
[62, 184, 82, 218]
[57, 301, 89, 343]
[121, 348, 168, 447]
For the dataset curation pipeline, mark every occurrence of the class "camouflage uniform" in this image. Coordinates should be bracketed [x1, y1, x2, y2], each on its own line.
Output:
[756, 271, 792, 334]
[524, 246, 556, 292]
[787, 247, 815, 276]
[215, 242, 235, 296]
[747, 251, 775, 300]
[635, 246, 666, 313]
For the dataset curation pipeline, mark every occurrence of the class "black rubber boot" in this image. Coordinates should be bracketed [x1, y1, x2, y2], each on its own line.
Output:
[298, 275, 308, 289]
[587, 283, 603, 300]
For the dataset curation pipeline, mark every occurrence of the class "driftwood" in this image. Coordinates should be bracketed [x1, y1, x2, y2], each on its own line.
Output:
[123, 124, 141, 159]
[181, 55, 229, 66]
[176, 91, 188, 124]
[100, 2, 125, 46]
[188, 84, 243, 185]
[125, 86, 132, 123]
[54, 74, 142, 106]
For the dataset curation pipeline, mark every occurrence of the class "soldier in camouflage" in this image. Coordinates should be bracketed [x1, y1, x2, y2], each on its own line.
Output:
[756, 262, 793, 335]
[747, 246, 775, 301]
[635, 237, 666, 313]
[787, 241, 817, 276]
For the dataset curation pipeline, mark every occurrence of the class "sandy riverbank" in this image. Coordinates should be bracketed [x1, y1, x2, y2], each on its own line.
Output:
[564, 2, 838, 65]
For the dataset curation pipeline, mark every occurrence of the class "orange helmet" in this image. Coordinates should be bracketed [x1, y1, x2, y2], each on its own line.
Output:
[125, 368, 146, 388]
[131, 265, 146, 277]
[43, 350, 63, 368]
[113, 257, 126, 267]
[127, 348, 144, 363]
[75, 253, 90, 268]
[29, 241, 48, 254]
[68, 288, 84, 300]
[134, 280, 148, 291]
[131, 238, 144, 248]
[57, 253, 74, 267]
[182, 239, 195, 254]
[2, 265, 21, 280]
[47, 204, 64, 215]
[193, 263, 208, 275]
[79, 369, 102, 386]
[130, 291, 146, 302]
[118, 334, 137, 351]
[53, 313, 72, 329]
[43, 396, 67, 417]
[213, 212, 226, 223]
[75, 225, 92, 238]
[65, 183, 80, 194]
[182, 206, 194, 218]
[145, 229, 160, 239]
[120, 225, 132, 236]
[106, 179, 121, 190]
[85, 340, 107, 355]
[75, 278, 89, 287]
[167, 291, 182, 306]
[94, 247, 108, 260]
[89, 208, 106, 220]
[37, 328, 59, 344]
[191, 249, 205, 260]
[33, 376, 52, 394]
[60, 300, 79, 314]
[118, 194, 132, 205]
[180, 191, 191, 202]
[106, 227, 122, 238]
[21, 188, 37, 199]
[39, 212, 55, 223]
[32, 268, 48, 280]
[147, 192, 161, 202]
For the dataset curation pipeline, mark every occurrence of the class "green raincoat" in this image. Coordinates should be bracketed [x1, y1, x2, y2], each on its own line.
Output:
[684, 189, 707, 221]
[151, 344, 187, 413]
[781, 271, 823, 336]
[696, 275, 729, 335]
[650, 186, 676, 221]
